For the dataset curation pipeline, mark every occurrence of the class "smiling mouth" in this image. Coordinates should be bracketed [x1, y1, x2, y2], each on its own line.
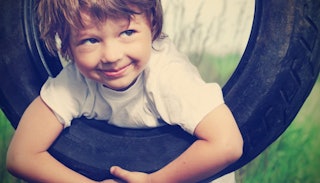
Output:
[102, 64, 132, 78]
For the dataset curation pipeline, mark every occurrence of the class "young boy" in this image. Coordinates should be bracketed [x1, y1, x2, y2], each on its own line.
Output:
[6, 0, 243, 182]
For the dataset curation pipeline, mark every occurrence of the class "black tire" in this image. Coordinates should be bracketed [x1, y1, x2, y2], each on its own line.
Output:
[0, 0, 62, 128]
[0, 0, 319, 182]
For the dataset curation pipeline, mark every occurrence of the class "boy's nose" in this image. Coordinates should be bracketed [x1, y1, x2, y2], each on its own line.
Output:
[100, 42, 124, 63]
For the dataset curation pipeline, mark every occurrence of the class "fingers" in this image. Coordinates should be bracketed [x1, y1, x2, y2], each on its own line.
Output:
[100, 179, 122, 183]
[110, 166, 130, 181]
[110, 166, 149, 183]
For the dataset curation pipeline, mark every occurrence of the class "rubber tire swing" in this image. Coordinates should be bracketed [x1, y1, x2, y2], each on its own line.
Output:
[0, 0, 319, 182]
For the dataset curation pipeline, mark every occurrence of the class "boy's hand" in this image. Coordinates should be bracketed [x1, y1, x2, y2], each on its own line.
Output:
[100, 179, 123, 183]
[109, 166, 150, 183]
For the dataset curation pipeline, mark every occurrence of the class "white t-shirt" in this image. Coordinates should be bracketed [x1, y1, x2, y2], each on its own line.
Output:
[41, 37, 224, 134]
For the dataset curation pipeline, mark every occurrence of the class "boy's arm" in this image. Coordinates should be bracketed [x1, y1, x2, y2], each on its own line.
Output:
[110, 104, 243, 183]
[6, 96, 97, 183]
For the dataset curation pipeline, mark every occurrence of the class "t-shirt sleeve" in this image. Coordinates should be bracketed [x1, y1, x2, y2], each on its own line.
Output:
[150, 58, 224, 134]
[40, 63, 88, 127]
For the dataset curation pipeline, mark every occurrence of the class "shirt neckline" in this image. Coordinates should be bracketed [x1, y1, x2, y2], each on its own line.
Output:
[98, 72, 144, 100]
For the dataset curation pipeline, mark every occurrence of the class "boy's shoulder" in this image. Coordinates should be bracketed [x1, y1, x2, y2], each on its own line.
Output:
[58, 62, 86, 81]
[149, 37, 190, 69]
[145, 37, 200, 89]
[46, 62, 93, 90]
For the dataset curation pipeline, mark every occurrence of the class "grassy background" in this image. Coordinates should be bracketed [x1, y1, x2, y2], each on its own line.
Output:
[1, 53, 319, 182]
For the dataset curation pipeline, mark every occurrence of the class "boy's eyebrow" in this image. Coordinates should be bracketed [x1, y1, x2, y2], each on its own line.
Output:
[72, 30, 92, 39]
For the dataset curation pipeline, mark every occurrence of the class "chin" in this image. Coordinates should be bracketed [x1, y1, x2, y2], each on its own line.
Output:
[104, 81, 133, 91]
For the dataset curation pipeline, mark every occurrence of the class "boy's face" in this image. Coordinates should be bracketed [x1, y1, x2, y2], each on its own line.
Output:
[69, 12, 152, 90]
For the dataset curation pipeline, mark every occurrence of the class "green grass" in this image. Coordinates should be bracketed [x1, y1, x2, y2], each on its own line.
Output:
[191, 52, 241, 85]
[1, 53, 319, 182]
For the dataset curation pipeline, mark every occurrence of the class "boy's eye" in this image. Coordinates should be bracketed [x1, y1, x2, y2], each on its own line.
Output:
[80, 38, 99, 45]
[121, 30, 136, 37]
